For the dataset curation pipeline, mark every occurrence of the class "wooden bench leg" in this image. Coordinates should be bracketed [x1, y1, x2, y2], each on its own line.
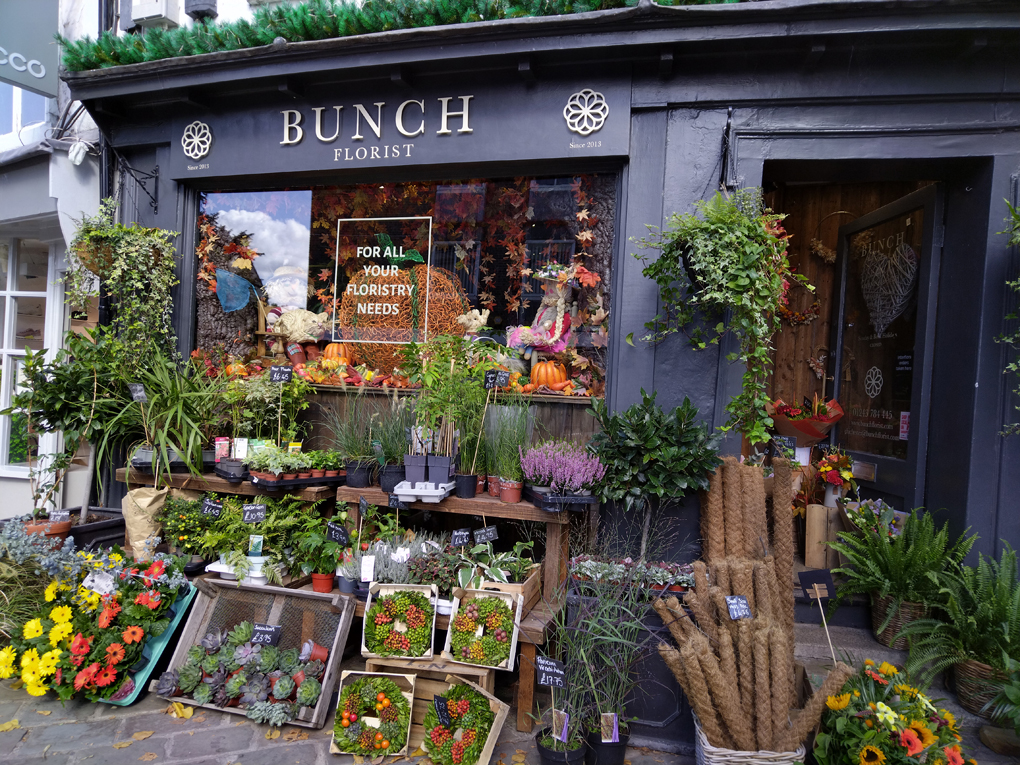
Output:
[517, 642, 536, 733]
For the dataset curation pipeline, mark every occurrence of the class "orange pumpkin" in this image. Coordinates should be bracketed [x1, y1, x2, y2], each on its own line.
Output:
[323, 343, 352, 362]
[532, 360, 567, 388]
[224, 362, 248, 377]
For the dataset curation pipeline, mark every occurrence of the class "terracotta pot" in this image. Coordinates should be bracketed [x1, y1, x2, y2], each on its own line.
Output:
[311, 469, 325, 478]
[282, 473, 298, 480]
[311, 573, 334, 593]
[306, 641, 329, 662]
[291, 670, 306, 686]
[297, 472, 312, 479]
[24, 518, 73, 545]
[668, 584, 687, 592]
[476, 475, 487, 494]
[487, 475, 501, 497]
[500, 478, 523, 504]
[325, 470, 340, 477]
[650, 584, 667, 591]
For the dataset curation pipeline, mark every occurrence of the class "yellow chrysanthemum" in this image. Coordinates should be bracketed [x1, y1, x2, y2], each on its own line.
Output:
[909, 721, 937, 748]
[859, 745, 886, 765]
[879, 661, 899, 676]
[854, 690, 861, 697]
[21, 668, 39, 686]
[20, 647, 39, 669]
[25, 682, 48, 697]
[894, 684, 917, 698]
[22, 618, 44, 639]
[827, 693, 852, 711]
[49, 622, 73, 647]
[44, 581, 60, 602]
[49, 605, 72, 624]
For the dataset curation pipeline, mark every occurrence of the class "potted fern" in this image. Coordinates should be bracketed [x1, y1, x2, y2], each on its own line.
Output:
[828, 509, 975, 649]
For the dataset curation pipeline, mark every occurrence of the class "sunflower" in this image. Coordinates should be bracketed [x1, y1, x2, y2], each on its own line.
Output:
[122, 625, 144, 645]
[859, 746, 886, 765]
[105, 643, 126, 666]
[95, 665, 118, 688]
[878, 662, 899, 676]
[826, 693, 852, 711]
[22, 618, 44, 639]
[49, 605, 73, 624]
[900, 729, 924, 757]
[908, 721, 937, 748]
[49, 622, 73, 647]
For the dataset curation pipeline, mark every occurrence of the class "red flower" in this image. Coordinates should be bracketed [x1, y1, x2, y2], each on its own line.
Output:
[95, 665, 118, 688]
[900, 729, 923, 757]
[142, 560, 166, 586]
[70, 633, 93, 656]
[943, 747, 963, 765]
[824, 469, 844, 486]
[98, 604, 121, 629]
[134, 590, 162, 609]
[54, 668, 62, 685]
[119, 567, 139, 581]
[74, 663, 100, 691]
[70, 654, 85, 668]
[105, 643, 126, 666]
[122, 625, 145, 645]
[865, 670, 889, 685]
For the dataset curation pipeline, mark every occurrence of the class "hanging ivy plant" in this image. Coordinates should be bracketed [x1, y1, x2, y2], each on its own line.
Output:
[634, 188, 807, 445]
[998, 201, 1020, 435]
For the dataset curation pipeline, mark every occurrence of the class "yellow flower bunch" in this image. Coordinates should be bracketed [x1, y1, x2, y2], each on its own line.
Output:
[878, 662, 898, 676]
[22, 618, 43, 639]
[826, 693, 852, 711]
[74, 586, 101, 612]
[0, 646, 16, 679]
[49, 621, 73, 647]
[49, 605, 72, 624]
[874, 702, 897, 727]
[38, 649, 62, 677]
[44, 581, 59, 602]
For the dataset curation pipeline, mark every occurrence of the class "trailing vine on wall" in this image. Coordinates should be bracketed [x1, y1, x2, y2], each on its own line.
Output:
[998, 201, 1020, 435]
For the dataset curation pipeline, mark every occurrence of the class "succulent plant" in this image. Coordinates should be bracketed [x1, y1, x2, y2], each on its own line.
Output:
[201, 654, 222, 675]
[215, 644, 235, 666]
[213, 685, 231, 708]
[186, 645, 205, 665]
[192, 682, 214, 705]
[201, 628, 229, 653]
[299, 639, 321, 662]
[228, 621, 254, 646]
[203, 668, 227, 690]
[233, 642, 262, 667]
[225, 671, 247, 699]
[295, 677, 322, 707]
[272, 675, 295, 700]
[239, 674, 270, 706]
[277, 648, 300, 674]
[259, 644, 280, 673]
[264, 702, 295, 727]
[301, 660, 325, 680]
[155, 670, 179, 697]
[244, 700, 278, 724]
[178, 663, 203, 694]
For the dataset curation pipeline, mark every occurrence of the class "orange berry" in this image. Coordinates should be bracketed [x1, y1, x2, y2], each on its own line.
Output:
[382, 698, 391, 708]
[377, 692, 387, 702]
[341, 719, 350, 728]
[375, 733, 384, 741]
[375, 743, 381, 750]
[376, 703, 383, 710]
[382, 741, 390, 749]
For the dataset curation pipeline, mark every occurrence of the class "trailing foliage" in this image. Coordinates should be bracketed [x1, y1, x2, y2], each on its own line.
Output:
[998, 201, 1020, 435]
[900, 545, 1020, 684]
[829, 509, 975, 631]
[58, 0, 742, 72]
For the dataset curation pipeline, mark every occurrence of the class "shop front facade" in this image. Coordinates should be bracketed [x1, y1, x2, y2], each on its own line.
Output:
[65, 0, 1020, 557]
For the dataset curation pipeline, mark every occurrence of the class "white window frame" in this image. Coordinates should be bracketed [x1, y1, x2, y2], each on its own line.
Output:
[0, 83, 52, 153]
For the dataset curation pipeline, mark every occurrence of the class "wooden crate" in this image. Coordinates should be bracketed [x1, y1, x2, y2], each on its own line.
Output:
[478, 564, 541, 613]
[330, 671, 416, 756]
[362, 583, 439, 660]
[411, 675, 510, 765]
[152, 578, 355, 729]
[442, 588, 524, 672]
[365, 655, 495, 695]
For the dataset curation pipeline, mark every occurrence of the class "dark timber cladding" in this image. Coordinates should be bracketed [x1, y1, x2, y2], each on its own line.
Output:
[63, 0, 1020, 561]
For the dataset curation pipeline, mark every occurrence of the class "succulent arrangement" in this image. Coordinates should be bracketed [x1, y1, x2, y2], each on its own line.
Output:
[423, 684, 496, 765]
[333, 675, 412, 755]
[449, 595, 514, 668]
[364, 590, 435, 657]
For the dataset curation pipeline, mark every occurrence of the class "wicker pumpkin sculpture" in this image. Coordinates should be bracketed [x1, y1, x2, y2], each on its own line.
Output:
[531, 360, 568, 388]
[336, 264, 470, 371]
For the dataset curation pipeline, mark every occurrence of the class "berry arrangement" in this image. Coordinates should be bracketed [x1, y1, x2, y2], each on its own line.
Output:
[333, 675, 411, 755]
[449, 596, 514, 668]
[423, 684, 495, 765]
[364, 590, 435, 657]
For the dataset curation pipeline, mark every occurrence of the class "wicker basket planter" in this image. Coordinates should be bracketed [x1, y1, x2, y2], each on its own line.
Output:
[954, 658, 1007, 717]
[870, 592, 928, 649]
[693, 715, 805, 765]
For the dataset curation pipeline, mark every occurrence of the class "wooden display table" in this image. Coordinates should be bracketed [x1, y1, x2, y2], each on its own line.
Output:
[116, 468, 335, 502]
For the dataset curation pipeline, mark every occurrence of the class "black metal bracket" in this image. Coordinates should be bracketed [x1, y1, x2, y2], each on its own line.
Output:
[719, 107, 737, 191]
[118, 156, 159, 215]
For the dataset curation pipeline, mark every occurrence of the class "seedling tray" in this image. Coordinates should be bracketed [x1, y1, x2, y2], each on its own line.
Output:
[249, 474, 347, 490]
[523, 485, 598, 513]
[362, 583, 439, 660]
[392, 480, 455, 503]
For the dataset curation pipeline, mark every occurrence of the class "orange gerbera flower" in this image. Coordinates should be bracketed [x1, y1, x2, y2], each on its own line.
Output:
[95, 665, 118, 688]
[122, 625, 144, 645]
[105, 643, 125, 666]
[98, 607, 118, 629]
[70, 633, 93, 656]
[866, 670, 890, 686]
[142, 560, 166, 586]
[134, 590, 162, 609]
[73, 662, 100, 691]
[943, 746, 964, 765]
[900, 729, 923, 757]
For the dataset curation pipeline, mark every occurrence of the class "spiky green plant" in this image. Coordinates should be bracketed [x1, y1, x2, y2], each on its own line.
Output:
[828, 509, 975, 631]
[900, 546, 1020, 685]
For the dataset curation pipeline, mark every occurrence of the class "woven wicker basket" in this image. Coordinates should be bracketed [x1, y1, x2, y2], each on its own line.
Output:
[954, 659, 1006, 716]
[693, 715, 805, 765]
[870, 593, 928, 650]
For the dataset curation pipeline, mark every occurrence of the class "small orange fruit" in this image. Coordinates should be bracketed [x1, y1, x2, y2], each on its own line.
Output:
[377, 692, 387, 702]
[382, 741, 390, 749]
[341, 719, 350, 728]
[375, 733, 384, 741]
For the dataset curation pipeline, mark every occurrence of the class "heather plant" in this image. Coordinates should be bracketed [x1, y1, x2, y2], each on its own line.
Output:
[520, 440, 605, 493]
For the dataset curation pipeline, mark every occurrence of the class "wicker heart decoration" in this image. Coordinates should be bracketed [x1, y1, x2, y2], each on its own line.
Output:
[859, 243, 918, 336]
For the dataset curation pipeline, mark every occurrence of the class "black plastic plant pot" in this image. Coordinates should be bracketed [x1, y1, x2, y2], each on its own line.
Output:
[345, 460, 373, 488]
[427, 455, 453, 485]
[218, 458, 246, 478]
[536, 730, 586, 765]
[404, 454, 427, 484]
[455, 474, 477, 499]
[584, 729, 629, 765]
[338, 576, 356, 594]
[379, 464, 405, 493]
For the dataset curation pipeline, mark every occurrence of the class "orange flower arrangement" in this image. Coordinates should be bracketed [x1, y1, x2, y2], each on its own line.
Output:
[95, 665, 118, 688]
[122, 625, 145, 645]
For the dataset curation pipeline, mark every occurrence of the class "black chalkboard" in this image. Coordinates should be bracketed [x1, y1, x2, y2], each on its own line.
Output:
[242, 503, 266, 523]
[725, 595, 753, 620]
[473, 526, 499, 544]
[388, 494, 408, 510]
[251, 623, 283, 646]
[327, 522, 349, 545]
[127, 383, 148, 403]
[483, 369, 511, 389]
[359, 496, 368, 517]
[770, 435, 797, 456]
[536, 656, 567, 688]
[450, 528, 472, 547]
[201, 498, 223, 517]
[434, 695, 452, 728]
[269, 365, 293, 383]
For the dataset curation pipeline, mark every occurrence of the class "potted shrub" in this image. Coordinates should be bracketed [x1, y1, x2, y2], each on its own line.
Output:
[492, 396, 529, 503]
[829, 509, 975, 649]
[296, 520, 346, 593]
[337, 555, 359, 594]
[408, 548, 466, 613]
[520, 441, 560, 493]
[321, 451, 343, 478]
[158, 494, 215, 565]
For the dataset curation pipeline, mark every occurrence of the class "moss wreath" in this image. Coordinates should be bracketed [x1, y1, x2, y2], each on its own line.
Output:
[333, 676, 411, 754]
[364, 591, 435, 657]
[449, 596, 514, 667]
[424, 683, 496, 765]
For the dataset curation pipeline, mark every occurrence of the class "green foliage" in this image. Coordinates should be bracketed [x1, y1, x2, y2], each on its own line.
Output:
[333, 675, 411, 755]
[296, 677, 322, 706]
[296, 518, 346, 575]
[984, 654, 1020, 736]
[998, 202, 1020, 435]
[829, 509, 976, 631]
[224, 372, 311, 443]
[492, 395, 529, 482]
[901, 545, 1020, 684]
[634, 189, 804, 443]
[422, 683, 495, 765]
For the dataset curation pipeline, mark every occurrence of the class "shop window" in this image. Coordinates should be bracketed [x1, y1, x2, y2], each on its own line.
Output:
[196, 174, 614, 396]
[0, 82, 47, 141]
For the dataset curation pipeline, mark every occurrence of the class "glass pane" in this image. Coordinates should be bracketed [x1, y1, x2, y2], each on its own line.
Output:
[0, 243, 8, 291]
[0, 83, 12, 134]
[7, 359, 34, 467]
[836, 206, 926, 460]
[13, 296, 46, 351]
[0, 297, 7, 348]
[20, 89, 46, 127]
[16, 240, 48, 290]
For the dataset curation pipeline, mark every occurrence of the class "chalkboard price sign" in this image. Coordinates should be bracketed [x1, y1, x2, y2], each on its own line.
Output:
[251, 623, 283, 646]
[327, 522, 349, 545]
[434, 695, 452, 728]
[483, 369, 511, 389]
[388, 494, 408, 510]
[536, 656, 567, 688]
[359, 495, 368, 517]
[127, 383, 148, 403]
[725, 595, 753, 620]
[473, 526, 499, 544]
[201, 498, 223, 517]
[770, 435, 797, 456]
[242, 503, 267, 523]
[450, 528, 472, 547]
[269, 365, 293, 383]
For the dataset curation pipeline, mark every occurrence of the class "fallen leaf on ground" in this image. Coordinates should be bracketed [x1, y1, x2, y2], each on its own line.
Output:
[353, 755, 365, 764]
[516, 751, 526, 755]
[186, 731, 194, 736]
[410, 747, 426, 758]
[265, 728, 281, 740]
[512, 755, 527, 763]
[9, 680, 23, 690]
[132, 731, 154, 741]
[624, 760, 632, 765]
[139, 753, 158, 762]
[0, 720, 19, 732]
[165, 703, 193, 720]
[372, 756, 384, 765]
[36, 710, 51, 716]
[113, 741, 132, 749]
[283, 729, 308, 742]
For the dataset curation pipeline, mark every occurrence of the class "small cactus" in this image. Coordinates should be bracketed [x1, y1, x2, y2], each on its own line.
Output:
[155, 670, 179, 697]
[227, 621, 254, 646]
[295, 677, 322, 707]
[178, 663, 202, 694]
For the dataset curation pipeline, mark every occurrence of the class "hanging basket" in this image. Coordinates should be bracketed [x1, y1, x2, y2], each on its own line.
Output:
[954, 658, 1006, 716]
[74, 240, 114, 277]
[693, 715, 805, 765]
[870, 592, 928, 650]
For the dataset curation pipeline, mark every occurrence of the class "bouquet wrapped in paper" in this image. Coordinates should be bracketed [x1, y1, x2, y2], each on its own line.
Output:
[767, 396, 844, 448]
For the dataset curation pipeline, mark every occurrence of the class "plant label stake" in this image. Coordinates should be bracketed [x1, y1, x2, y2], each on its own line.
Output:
[551, 709, 569, 743]
[473, 526, 498, 544]
[242, 503, 266, 523]
[269, 365, 292, 444]
[799, 570, 837, 665]
[434, 695, 452, 728]
[251, 622, 283, 646]
[201, 498, 222, 517]
[600, 713, 619, 744]
[450, 528, 471, 548]
[359, 495, 368, 520]
[536, 656, 567, 688]
[248, 534, 263, 556]
[327, 521, 349, 545]
[360, 554, 375, 583]
[127, 383, 148, 403]
[725, 595, 752, 620]
[388, 494, 408, 511]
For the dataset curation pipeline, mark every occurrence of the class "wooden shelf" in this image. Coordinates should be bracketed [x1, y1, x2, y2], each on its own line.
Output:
[335, 485, 568, 525]
[115, 469, 335, 502]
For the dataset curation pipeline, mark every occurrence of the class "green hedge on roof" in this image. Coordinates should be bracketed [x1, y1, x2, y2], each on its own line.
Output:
[59, 0, 740, 72]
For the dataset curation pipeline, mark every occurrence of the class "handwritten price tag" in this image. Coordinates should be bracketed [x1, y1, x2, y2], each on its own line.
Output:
[483, 370, 511, 389]
[450, 528, 471, 547]
[242, 503, 266, 523]
[127, 383, 148, 402]
[327, 522, 349, 545]
[434, 695, 452, 727]
[725, 595, 752, 620]
[201, 498, 222, 517]
[251, 623, 282, 646]
[473, 526, 498, 544]
[536, 656, 566, 688]
[269, 365, 293, 383]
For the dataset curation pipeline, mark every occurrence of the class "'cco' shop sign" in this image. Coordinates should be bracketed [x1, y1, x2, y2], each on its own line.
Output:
[0, 0, 59, 98]
[169, 77, 629, 180]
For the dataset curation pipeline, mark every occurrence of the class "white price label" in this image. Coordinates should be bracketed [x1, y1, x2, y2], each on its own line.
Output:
[83, 570, 117, 596]
[360, 555, 376, 583]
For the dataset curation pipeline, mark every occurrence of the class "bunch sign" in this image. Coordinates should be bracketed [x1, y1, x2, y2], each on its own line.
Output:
[473, 526, 498, 544]
[242, 503, 267, 523]
[725, 595, 752, 620]
[269, 365, 293, 383]
[483, 370, 511, 390]
[251, 623, 283, 646]
[327, 521, 349, 545]
[388, 494, 408, 511]
[536, 656, 566, 688]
